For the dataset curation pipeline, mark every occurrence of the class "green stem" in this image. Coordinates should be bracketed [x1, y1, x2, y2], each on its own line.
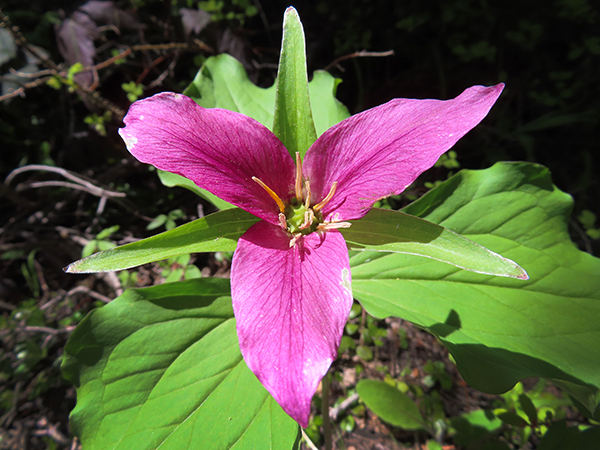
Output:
[322, 371, 332, 450]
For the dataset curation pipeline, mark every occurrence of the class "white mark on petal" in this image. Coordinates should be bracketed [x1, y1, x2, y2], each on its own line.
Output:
[119, 131, 138, 150]
[341, 267, 352, 294]
[139, 114, 145, 121]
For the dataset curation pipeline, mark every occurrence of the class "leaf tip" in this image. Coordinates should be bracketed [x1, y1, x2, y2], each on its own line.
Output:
[516, 267, 529, 280]
[63, 262, 78, 273]
[284, 6, 299, 18]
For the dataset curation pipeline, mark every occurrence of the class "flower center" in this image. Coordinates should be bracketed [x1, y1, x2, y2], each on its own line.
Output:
[253, 152, 350, 245]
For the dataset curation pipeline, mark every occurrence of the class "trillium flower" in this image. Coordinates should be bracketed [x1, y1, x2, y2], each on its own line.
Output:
[118, 83, 504, 427]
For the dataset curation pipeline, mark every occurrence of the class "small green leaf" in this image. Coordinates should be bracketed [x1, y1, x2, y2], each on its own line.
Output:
[519, 393, 538, 425]
[356, 379, 427, 430]
[356, 345, 373, 361]
[157, 170, 235, 210]
[64, 209, 258, 273]
[497, 411, 527, 427]
[96, 225, 119, 240]
[342, 208, 528, 279]
[146, 214, 167, 230]
[272, 7, 317, 159]
[61, 278, 300, 449]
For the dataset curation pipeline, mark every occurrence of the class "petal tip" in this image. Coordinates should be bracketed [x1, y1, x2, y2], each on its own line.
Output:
[118, 128, 137, 150]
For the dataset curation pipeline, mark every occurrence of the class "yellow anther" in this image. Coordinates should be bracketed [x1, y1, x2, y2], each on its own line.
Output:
[313, 181, 338, 212]
[252, 176, 286, 213]
[294, 152, 303, 201]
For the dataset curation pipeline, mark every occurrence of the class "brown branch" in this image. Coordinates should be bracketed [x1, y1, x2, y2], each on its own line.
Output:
[0, 8, 212, 117]
[323, 49, 395, 72]
[0, 76, 52, 102]
[0, 7, 59, 71]
[23, 325, 75, 334]
[6, 165, 126, 198]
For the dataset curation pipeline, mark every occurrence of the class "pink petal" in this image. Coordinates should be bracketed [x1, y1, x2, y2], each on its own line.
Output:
[231, 223, 353, 427]
[303, 84, 504, 221]
[119, 92, 295, 225]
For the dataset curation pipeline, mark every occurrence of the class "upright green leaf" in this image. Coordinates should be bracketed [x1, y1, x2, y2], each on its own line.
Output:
[350, 162, 600, 417]
[272, 7, 317, 159]
[62, 278, 300, 450]
[65, 209, 258, 273]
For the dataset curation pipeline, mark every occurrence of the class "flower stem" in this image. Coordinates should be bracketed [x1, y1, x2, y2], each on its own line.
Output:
[322, 370, 333, 450]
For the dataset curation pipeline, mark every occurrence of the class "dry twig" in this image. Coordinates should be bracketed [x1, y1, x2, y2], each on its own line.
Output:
[6, 165, 126, 199]
[323, 49, 395, 72]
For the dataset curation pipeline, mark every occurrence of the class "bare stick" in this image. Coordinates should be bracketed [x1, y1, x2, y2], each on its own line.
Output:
[329, 392, 359, 421]
[323, 50, 395, 72]
[6, 164, 126, 198]
[322, 371, 333, 450]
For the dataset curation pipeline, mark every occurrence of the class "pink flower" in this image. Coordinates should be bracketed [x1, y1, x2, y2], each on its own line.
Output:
[118, 84, 504, 427]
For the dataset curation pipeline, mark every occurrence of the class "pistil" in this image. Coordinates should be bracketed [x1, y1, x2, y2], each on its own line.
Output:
[294, 152, 303, 201]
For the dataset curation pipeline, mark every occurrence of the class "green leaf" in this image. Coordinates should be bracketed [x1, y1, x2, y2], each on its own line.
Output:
[308, 71, 350, 136]
[64, 209, 258, 273]
[183, 55, 348, 139]
[356, 379, 427, 430]
[272, 7, 317, 159]
[157, 169, 235, 211]
[62, 278, 300, 449]
[342, 208, 528, 279]
[350, 162, 600, 416]
[184, 54, 276, 129]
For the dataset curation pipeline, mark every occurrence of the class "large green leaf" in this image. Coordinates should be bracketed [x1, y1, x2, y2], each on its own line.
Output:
[184, 54, 276, 129]
[183, 55, 349, 136]
[341, 208, 527, 279]
[65, 209, 257, 273]
[62, 278, 300, 450]
[350, 162, 600, 416]
[272, 7, 317, 159]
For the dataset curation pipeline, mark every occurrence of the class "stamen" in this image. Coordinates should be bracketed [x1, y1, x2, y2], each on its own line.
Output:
[298, 209, 315, 230]
[304, 180, 311, 209]
[278, 213, 287, 230]
[313, 181, 338, 212]
[252, 176, 286, 213]
[289, 233, 302, 248]
[294, 152, 303, 201]
[317, 221, 352, 231]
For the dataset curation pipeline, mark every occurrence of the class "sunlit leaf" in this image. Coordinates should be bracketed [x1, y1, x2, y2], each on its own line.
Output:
[272, 7, 317, 159]
[351, 162, 600, 417]
[65, 209, 257, 273]
[342, 208, 527, 279]
[61, 278, 300, 450]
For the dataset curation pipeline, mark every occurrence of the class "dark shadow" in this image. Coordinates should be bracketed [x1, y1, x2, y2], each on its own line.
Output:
[429, 309, 461, 337]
